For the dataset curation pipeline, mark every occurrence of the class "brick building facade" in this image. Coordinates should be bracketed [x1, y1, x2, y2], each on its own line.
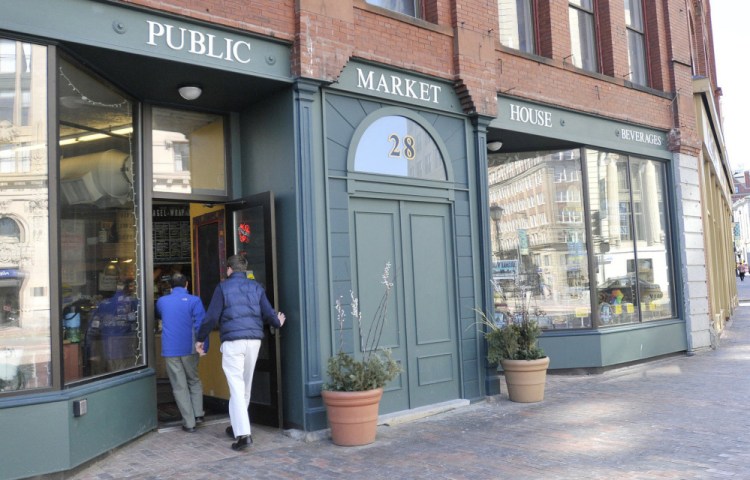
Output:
[0, 1, 734, 477]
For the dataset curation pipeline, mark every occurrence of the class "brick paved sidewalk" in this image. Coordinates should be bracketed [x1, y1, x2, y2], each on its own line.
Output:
[68, 278, 750, 480]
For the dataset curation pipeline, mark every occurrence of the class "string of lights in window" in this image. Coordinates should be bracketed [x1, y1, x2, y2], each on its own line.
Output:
[58, 66, 128, 109]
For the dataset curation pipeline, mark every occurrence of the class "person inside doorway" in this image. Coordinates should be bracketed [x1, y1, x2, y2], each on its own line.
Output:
[156, 272, 207, 433]
[195, 254, 286, 451]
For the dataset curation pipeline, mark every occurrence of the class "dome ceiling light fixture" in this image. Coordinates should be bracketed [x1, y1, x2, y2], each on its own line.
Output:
[178, 85, 202, 101]
[487, 141, 503, 152]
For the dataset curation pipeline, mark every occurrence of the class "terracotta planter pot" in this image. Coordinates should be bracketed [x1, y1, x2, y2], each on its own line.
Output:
[321, 388, 383, 446]
[500, 357, 550, 403]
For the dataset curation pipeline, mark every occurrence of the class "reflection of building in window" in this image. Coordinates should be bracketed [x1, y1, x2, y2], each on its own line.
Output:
[151, 107, 226, 195]
[172, 141, 189, 172]
[498, 0, 536, 53]
[0, 217, 20, 240]
[354, 115, 447, 180]
[0, 218, 22, 327]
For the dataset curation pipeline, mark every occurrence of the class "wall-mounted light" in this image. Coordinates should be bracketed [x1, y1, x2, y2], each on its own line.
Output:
[487, 141, 503, 152]
[178, 85, 202, 101]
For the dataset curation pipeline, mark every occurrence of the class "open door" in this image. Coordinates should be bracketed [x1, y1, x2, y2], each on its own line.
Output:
[225, 192, 282, 428]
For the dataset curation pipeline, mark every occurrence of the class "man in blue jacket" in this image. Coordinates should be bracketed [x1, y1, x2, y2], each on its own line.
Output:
[195, 254, 286, 451]
[157, 272, 206, 433]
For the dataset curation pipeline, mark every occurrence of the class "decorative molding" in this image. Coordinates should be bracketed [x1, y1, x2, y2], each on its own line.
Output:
[0, 120, 18, 143]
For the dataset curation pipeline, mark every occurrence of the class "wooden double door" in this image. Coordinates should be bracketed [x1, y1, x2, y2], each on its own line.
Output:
[350, 198, 460, 411]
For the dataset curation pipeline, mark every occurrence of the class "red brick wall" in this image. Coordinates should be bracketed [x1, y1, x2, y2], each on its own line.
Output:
[536, 0, 570, 60]
[119, 0, 296, 41]
[597, 0, 629, 79]
[351, 5, 454, 79]
[644, 0, 668, 92]
[117, 0, 716, 155]
[497, 52, 674, 130]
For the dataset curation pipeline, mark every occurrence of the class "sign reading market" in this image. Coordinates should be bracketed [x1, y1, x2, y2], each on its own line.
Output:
[355, 67, 442, 104]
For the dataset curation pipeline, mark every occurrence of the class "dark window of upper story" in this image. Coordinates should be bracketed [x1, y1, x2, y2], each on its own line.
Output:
[366, 0, 421, 18]
[498, 0, 536, 54]
[0, 217, 20, 240]
[568, 0, 598, 72]
[625, 0, 648, 86]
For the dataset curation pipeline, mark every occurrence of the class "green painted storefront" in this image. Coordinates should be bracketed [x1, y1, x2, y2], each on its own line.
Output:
[0, 2, 689, 478]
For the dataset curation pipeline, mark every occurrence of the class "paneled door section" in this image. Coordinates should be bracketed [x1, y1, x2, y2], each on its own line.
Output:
[351, 198, 460, 412]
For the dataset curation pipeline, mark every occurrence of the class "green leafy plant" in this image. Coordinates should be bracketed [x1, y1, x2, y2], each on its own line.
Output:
[474, 298, 545, 364]
[324, 262, 402, 392]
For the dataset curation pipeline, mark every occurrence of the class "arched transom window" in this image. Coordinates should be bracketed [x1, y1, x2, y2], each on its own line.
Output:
[353, 115, 447, 180]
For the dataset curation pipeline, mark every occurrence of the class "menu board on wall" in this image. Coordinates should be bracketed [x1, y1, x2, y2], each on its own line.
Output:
[153, 205, 191, 264]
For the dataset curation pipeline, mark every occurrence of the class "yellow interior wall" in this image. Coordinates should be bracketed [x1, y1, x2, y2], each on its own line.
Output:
[190, 203, 229, 400]
[189, 119, 225, 191]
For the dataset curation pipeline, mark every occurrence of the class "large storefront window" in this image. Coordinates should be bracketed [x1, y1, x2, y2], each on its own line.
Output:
[488, 148, 674, 330]
[59, 57, 141, 381]
[489, 150, 591, 329]
[0, 39, 50, 393]
[587, 150, 674, 324]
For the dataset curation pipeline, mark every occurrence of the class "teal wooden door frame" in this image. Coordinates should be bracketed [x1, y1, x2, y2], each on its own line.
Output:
[350, 198, 460, 412]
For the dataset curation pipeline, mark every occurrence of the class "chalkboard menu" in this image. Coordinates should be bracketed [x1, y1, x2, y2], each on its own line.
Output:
[153, 205, 191, 264]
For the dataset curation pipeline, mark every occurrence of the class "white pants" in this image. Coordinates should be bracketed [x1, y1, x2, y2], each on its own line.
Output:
[221, 338, 261, 437]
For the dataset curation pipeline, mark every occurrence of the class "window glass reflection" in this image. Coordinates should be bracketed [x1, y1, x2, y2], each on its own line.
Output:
[488, 149, 591, 330]
[0, 39, 50, 393]
[354, 115, 446, 180]
[587, 150, 673, 325]
[629, 157, 673, 320]
[569, 1, 598, 71]
[152, 107, 225, 196]
[487, 148, 675, 330]
[59, 57, 141, 381]
[498, 0, 536, 53]
[366, 0, 419, 17]
[625, 0, 648, 87]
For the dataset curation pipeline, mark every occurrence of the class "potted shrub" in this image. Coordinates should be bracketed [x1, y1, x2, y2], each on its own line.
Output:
[477, 297, 549, 403]
[321, 262, 401, 446]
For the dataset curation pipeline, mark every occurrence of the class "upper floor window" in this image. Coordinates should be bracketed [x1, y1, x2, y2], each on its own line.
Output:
[0, 217, 20, 240]
[366, 0, 421, 17]
[569, 0, 598, 72]
[498, 0, 536, 53]
[625, 0, 648, 86]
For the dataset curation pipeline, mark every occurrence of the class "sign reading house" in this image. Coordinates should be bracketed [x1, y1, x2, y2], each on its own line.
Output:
[492, 97, 670, 159]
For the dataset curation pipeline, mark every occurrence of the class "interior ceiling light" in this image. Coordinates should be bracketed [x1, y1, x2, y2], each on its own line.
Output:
[487, 141, 503, 152]
[59, 127, 133, 146]
[178, 85, 202, 101]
